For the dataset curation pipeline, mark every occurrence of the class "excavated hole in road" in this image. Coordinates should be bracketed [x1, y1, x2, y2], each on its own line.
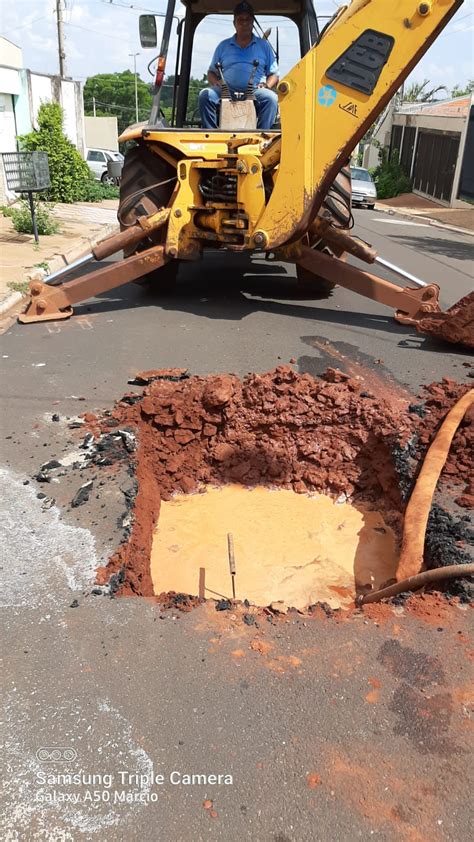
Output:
[92, 366, 473, 609]
[151, 484, 398, 610]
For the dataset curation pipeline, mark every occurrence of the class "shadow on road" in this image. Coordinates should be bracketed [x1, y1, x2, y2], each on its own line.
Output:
[388, 235, 473, 262]
[72, 253, 413, 338]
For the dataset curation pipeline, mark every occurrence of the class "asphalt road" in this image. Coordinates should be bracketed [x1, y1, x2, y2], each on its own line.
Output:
[1, 209, 473, 841]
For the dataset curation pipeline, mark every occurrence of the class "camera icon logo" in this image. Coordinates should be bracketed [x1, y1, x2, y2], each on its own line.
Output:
[36, 747, 77, 762]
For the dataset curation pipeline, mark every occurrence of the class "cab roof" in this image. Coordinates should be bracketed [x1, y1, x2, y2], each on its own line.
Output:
[181, 0, 309, 14]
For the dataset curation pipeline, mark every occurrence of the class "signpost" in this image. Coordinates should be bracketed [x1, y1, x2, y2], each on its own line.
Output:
[2, 151, 51, 243]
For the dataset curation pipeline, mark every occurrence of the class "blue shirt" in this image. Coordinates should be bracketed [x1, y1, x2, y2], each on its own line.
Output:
[210, 35, 279, 92]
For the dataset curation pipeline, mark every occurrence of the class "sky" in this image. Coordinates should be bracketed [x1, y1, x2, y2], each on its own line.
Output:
[1, 0, 473, 101]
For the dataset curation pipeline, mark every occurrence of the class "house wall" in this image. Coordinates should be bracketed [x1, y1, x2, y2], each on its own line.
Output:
[391, 110, 469, 205]
[0, 56, 86, 200]
[84, 116, 119, 152]
[0, 37, 22, 70]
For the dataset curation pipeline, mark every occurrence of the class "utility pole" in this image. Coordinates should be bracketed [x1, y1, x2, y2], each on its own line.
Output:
[56, 0, 67, 78]
[92, 97, 96, 117]
[129, 52, 140, 122]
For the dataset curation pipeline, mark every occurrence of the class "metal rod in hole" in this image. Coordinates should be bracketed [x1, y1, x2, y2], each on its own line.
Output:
[44, 253, 94, 285]
[227, 532, 236, 600]
[374, 256, 428, 288]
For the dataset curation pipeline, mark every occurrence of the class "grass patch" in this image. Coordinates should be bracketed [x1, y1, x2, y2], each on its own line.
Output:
[7, 280, 30, 295]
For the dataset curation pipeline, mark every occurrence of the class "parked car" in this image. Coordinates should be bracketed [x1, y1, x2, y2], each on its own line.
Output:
[350, 166, 377, 209]
[85, 149, 124, 184]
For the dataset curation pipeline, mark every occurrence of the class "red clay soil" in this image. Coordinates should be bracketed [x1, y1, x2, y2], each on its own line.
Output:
[416, 291, 474, 349]
[90, 367, 472, 598]
[417, 378, 473, 508]
[97, 367, 412, 595]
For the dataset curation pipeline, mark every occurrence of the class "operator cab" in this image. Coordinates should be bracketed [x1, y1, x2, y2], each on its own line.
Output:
[138, 0, 323, 130]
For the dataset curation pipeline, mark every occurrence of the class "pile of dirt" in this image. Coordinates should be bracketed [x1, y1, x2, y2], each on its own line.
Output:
[416, 291, 474, 348]
[80, 367, 472, 600]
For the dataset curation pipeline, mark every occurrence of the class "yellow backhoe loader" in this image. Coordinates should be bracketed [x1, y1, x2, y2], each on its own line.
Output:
[20, 0, 470, 344]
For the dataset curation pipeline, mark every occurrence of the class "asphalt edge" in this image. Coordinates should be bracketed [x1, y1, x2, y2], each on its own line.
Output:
[374, 203, 474, 237]
[0, 222, 119, 319]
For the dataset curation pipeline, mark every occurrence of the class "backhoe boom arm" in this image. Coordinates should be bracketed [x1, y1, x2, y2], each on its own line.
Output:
[255, 0, 463, 249]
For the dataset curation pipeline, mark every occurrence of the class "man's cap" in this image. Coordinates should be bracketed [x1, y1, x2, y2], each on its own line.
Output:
[234, 2, 254, 16]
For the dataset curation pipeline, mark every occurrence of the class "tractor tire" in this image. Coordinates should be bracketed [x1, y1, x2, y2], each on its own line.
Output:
[118, 142, 180, 290]
[296, 164, 352, 296]
[133, 261, 180, 291]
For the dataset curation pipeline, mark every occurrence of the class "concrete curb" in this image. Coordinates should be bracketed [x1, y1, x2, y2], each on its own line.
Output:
[0, 291, 25, 318]
[0, 222, 119, 320]
[374, 204, 474, 237]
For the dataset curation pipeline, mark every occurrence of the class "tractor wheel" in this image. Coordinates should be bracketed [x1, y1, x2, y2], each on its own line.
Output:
[296, 164, 352, 295]
[118, 142, 179, 290]
[133, 261, 180, 291]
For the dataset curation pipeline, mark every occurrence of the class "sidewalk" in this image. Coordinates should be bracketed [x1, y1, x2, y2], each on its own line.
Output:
[376, 193, 474, 234]
[0, 200, 119, 317]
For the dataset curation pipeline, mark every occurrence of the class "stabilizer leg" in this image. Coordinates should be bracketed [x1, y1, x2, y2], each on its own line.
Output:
[296, 246, 441, 324]
[19, 246, 168, 324]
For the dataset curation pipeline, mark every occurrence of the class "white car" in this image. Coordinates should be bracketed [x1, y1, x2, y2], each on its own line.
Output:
[86, 149, 124, 184]
[350, 166, 377, 209]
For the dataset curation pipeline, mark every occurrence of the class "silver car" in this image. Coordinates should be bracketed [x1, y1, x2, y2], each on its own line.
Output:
[86, 149, 124, 184]
[350, 166, 377, 209]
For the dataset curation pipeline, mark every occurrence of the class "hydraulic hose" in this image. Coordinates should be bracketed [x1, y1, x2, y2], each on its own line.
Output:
[397, 388, 474, 582]
[356, 563, 474, 606]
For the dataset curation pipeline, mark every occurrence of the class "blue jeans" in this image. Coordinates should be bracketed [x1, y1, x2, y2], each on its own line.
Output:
[199, 86, 278, 130]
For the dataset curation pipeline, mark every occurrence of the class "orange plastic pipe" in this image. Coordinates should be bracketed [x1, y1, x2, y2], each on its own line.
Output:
[396, 389, 474, 581]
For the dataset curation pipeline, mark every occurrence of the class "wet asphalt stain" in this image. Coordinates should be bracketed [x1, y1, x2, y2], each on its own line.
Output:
[378, 640, 445, 689]
[377, 640, 458, 756]
[389, 685, 454, 756]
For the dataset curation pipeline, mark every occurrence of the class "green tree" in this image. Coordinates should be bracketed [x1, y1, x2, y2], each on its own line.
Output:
[451, 80, 474, 97]
[19, 102, 92, 203]
[84, 71, 153, 134]
[404, 79, 448, 102]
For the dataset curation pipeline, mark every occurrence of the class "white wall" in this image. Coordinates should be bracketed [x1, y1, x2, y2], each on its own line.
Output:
[61, 80, 78, 145]
[0, 66, 21, 95]
[0, 92, 17, 202]
[84, 116, 119, 151]
[0, 93, 16, 151]
[30, 73, 53, 125]
[0, 37, 23, 70]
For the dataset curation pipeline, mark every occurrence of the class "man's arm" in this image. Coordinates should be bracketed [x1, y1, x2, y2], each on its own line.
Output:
[263, 74, 279, 89]
[207, 70, 222, 87]
[258, 42, 279, 89]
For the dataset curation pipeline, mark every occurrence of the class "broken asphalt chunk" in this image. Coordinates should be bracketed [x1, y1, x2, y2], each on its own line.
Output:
[216, 599, 232, 611]
[40, 459, 62, 471]
[118, 429, 137, 452]
[71, 481, 93, 508]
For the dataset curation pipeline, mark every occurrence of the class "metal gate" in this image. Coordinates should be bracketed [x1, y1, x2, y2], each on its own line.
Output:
[389, 125, 403, 160]
[412, 130, 460, 202]
[400, 126, 416, 176]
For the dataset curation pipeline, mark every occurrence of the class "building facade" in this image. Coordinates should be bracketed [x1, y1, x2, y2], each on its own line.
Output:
[363, 94, 473, 207]
[0, 36, 85, 202]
